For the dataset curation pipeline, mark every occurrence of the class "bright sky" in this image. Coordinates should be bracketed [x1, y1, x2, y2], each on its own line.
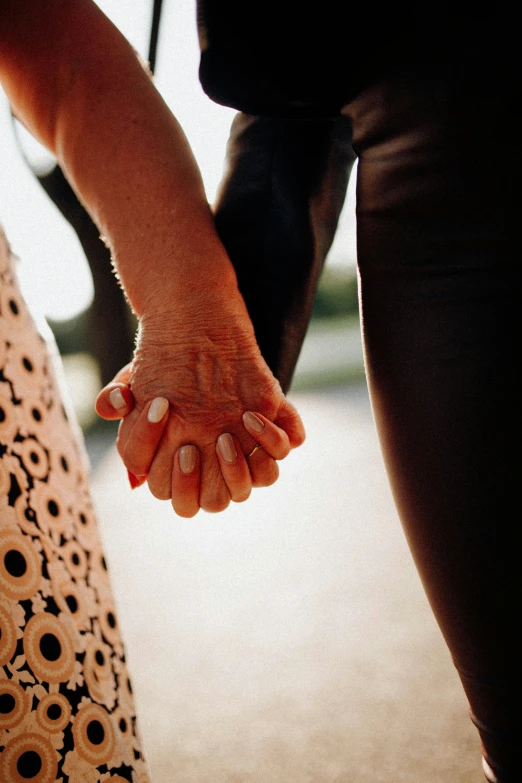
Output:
[0, 0, 356, 322]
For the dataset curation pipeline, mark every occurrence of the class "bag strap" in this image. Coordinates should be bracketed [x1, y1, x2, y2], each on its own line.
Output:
[148, 0, 163, 75]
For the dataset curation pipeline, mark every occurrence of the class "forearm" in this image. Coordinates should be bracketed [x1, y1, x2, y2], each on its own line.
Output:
[0, 0, 238, 317]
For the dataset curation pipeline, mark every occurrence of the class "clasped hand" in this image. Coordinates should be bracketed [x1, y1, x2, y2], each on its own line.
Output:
[95, 303, 305, 517]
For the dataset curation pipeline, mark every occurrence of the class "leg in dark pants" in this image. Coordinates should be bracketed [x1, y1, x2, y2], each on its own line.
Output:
[345, 76, 520, 782]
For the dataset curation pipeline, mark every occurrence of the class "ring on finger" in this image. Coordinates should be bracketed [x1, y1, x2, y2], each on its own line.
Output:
[246, 443, 263, 459]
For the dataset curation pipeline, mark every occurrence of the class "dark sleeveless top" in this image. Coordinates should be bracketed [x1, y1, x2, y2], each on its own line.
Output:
[196, 2, 509, 119]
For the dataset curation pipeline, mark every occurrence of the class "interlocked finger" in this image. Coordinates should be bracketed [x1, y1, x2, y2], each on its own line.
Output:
[242, 411, 292, 460]
[216, 433, 252, 503]
[246, 446, 280, 488]
[171, 444, 201, 517]
[122, 397, 169, 478]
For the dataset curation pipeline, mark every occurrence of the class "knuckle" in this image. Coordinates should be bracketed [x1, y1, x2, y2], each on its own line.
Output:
[232, 488, 251, 503]
[201, 496, 230, 514]
[124, 454, 143, 476]
[282, 442, 293, 458]
[264, 462, 280, 486]
[295, 430, 306, 446]
[289, 431, 305, 449]
[252, 461, 279, 488]
[271, 442, 289, 460]
[147, 477, 171, 501]
[173, 503, 198, 519]
[295, 421, 307, 444]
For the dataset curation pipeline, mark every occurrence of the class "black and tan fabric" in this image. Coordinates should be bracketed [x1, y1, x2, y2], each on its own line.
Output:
[0, 226, 149, 782]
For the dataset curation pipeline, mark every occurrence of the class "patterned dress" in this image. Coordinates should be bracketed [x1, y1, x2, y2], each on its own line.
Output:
[0, 225, 149, 782]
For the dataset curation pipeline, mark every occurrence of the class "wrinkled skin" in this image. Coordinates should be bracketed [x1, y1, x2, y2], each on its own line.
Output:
[114, 287, 305, 513]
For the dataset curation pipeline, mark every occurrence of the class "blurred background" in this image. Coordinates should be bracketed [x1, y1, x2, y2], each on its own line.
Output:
[0, 2, 483, 780]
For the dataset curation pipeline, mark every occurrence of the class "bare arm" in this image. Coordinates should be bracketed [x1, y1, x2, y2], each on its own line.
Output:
[0, 0, 305, 514]
[0, 0, 238, 314]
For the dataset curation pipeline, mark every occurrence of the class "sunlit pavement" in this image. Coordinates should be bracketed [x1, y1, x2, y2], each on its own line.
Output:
[88, 380, 483, 783]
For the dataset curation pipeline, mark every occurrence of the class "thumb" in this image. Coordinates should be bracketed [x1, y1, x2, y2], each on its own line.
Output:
[94, 362, 134, 421]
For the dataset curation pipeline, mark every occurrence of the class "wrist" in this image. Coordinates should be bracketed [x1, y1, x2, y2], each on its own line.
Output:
[135, 291, 258, 361]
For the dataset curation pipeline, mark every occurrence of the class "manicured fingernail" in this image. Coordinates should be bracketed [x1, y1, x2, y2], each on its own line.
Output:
[217, 433, 237, 463]
[243, 411, 265, 433]
[148, 397, 169, 423]
[179, 445, 197, 474]
[127, 470, 139, 489]
[109, 387, 126, 410]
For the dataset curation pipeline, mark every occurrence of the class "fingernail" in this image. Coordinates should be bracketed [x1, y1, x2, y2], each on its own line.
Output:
[217, 433, 237, 463]
[179, 445, 197, 474]
[148, 397, 169, 423]
[127, 470, 140, 489]
[243, 411, 265, 433]
[109, 387, 126, 410]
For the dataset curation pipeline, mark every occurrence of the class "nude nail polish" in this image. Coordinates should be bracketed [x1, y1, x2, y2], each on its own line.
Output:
[109, 387, 126, 410]
[179, 445, 197, 474]
[148, 397, 169, 423]
[243, 411, 265, 433]
[217, 433, 237, 463]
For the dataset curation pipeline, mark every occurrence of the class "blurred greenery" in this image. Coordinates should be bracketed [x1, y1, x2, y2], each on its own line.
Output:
[311, 266, 359, 320]
[48, 310, 91, 355]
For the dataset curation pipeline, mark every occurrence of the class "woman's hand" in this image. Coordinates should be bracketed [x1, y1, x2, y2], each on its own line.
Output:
[97, 376, 296, 518]
[96, 385, 303, 519]
[3, 0, 305, 521]
[95, 303, 305, 517]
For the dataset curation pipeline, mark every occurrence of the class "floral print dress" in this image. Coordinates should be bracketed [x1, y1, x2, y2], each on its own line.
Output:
[0, 226, 149, 783]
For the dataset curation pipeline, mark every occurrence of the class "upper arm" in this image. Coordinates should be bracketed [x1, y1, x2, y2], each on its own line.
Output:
[0, 0, 126, 154]
[0, 0, 77, 150]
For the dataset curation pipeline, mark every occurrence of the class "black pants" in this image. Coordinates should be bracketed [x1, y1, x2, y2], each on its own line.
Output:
[214, 73, 520, 783]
